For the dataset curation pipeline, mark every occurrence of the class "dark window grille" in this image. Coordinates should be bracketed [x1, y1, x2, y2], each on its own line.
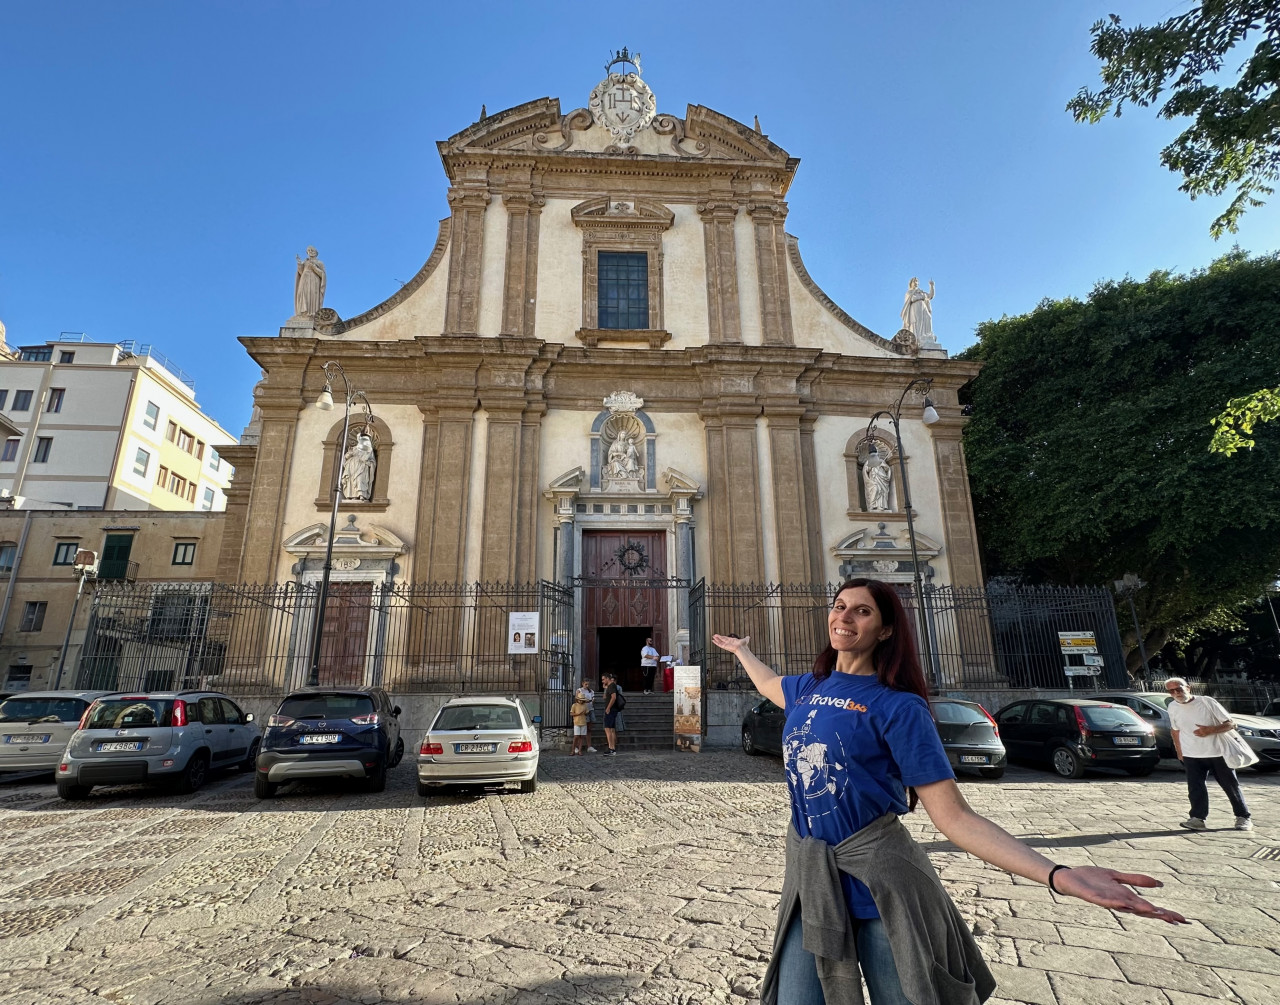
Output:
[597, 252, 648, 329]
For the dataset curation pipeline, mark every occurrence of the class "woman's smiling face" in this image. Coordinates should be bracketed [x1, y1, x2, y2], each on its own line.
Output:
[828, 586, 891, 655]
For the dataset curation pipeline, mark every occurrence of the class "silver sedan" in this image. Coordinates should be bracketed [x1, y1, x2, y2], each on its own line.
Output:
[417, 697, 540, 795]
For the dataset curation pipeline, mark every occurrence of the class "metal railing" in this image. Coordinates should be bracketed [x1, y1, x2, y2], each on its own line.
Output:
[96, 559, 138, 583]
[76, 581, 575, 698]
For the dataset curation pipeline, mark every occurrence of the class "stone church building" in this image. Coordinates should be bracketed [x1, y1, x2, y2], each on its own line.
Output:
[214, 57, 983, 684]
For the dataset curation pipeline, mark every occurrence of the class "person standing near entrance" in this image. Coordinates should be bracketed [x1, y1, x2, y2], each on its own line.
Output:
[578, 679, 597, 754]
[1165, 677, 1253, 831]
[569, 691, 591, 755]
[640, 637, 660, 694]
[602, 672, 623, 755]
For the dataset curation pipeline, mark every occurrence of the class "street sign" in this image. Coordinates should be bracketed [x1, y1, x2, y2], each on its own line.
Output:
[1082, 654, 1104, 666]
[1058, 631, 1097, 653]
[1064, 668, 1099, 676]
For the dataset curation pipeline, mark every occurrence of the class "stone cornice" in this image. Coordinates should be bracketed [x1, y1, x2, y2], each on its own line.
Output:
[339, 218, 451, 336]
[784, 234, 906, 356]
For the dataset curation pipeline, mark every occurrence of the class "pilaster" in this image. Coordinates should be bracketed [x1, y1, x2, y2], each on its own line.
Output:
[749, 200, 794, 347]
[500, 185, 544, 338]
[698, 199, 741, 344]
[214, 444, 258, 583]
[930, 420, 985, 588]
[443, 182, 491, 335]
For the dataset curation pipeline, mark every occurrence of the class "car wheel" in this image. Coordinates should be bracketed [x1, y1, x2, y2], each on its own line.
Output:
[56, 780, 92, 800]
[416, 779, 432, 798]
[390, 737, 405, 768]
[254, 772, 278, 799]
[1051, 746, 1085, 779]
[363, 762, 387, 793]
[519, 775, 537, 794]
[978, 766, 1005, 780]
[741, 727, 757, 756]
[174, 750, 210, 794]
[241, 738, 261, 773]
[1125, 764, 1156, 777]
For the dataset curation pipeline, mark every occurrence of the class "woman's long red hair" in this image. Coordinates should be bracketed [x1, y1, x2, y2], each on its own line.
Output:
[812, 578, 931, 808]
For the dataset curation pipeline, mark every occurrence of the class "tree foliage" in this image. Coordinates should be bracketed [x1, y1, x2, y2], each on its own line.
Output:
[1068, 3, 1280, 237]
[959, 251, 1280, 666]
[1210, 385, 1280, 453]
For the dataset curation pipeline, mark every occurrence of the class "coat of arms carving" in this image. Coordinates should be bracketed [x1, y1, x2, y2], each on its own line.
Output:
[589, 48, 656, 146]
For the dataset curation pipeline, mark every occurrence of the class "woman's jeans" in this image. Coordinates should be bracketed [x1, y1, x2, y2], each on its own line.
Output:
[776, 913, 911, 1005]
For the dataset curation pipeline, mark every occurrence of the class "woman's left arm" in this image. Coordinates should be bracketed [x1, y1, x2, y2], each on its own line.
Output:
[915, 778, 1187, 925]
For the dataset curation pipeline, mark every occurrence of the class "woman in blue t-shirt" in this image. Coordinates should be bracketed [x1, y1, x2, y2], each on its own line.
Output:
[713, 578, 1186, 1005]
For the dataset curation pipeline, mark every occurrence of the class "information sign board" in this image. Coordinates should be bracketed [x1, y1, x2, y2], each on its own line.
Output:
[672, 665, 702, 753]
[507, 612, 540, 654]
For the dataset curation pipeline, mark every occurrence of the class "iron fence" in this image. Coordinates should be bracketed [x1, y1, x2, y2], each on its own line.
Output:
[76, 581, 574, 699]
[690, 580, 1129, 691]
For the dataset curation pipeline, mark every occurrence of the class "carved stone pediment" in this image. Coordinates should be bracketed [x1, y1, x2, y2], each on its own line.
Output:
[832, 522, 941, 580]
[661, 467, 702, 495]
[283, 516, 406, 562]
[571, 196, 674, 233]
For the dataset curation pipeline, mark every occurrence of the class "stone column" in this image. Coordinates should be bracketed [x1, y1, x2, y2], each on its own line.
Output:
[554, 501, 575, 585]
[764, 406, 820, 585]
[749, 200, 794, 347]
[214, 444, 258, 582]
[702, 405, 765, 584]
[236, 404, 300, 585]
[698, 199, 741, 344]
[443, 185, 490, 335]
[500, 189, 544, 338]
[929, 422, 984, 589]
[674, 503, 694, 633]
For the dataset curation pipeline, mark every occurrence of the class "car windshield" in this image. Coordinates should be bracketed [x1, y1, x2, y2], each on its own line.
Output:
[1082, 705, 1144, 729]
[931, 701, 988, 725]
[83, 699, 173, 729]
[433, 704, 522, 731]
[1143, 694, 1175, 709]
[278, 694, 375, 720]
[0, 697, 88, 723]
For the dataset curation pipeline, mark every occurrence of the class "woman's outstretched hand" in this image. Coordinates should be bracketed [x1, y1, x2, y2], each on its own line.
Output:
[711, 634, 751, 658]
[1054, 867, 1188, 925]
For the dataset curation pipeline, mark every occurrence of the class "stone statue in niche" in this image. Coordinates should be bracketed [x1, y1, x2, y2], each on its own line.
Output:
[339, 431, 376, 501]
[900, 277, 936, 347]
[294, 246, 326, 318]
[862, 445, 892, 512]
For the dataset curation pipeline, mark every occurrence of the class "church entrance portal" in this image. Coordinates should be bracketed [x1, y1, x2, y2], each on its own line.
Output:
[580, 530, 671, 689]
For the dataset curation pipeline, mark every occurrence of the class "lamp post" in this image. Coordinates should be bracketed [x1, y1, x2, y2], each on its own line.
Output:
[307, 360, 374, 687]
[865, 378, 941, 688]
[1113, 573, 1152, 686]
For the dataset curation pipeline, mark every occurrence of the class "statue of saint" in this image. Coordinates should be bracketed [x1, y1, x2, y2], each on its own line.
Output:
[900, 277, 935, 343]
[339, 432, 376, 501]
[623, 434, 641, 477]
[862, 446, 892, 512]
[294, 246, 326, 318]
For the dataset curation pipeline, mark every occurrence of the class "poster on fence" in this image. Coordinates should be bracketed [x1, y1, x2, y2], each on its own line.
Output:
[672, 665, 702, 753]
[507, 612, 540, 654]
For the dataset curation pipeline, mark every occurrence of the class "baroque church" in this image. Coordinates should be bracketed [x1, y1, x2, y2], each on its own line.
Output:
[215, 54, 984, 682]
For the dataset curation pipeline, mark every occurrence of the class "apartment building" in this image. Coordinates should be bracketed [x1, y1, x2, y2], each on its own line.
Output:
[0, 335, 236, 512]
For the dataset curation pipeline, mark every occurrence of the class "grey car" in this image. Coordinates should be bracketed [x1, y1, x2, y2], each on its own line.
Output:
[0, 690, 117, 773]
[57, 690, 260, 799]
[1095, 691, 1280, 771]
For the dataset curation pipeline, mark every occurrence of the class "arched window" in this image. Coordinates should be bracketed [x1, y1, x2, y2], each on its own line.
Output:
[315, 416, 395, 511]
[844, 432, 900, 515]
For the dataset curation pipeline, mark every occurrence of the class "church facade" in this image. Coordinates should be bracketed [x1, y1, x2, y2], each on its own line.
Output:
[216, 58, 983, 680]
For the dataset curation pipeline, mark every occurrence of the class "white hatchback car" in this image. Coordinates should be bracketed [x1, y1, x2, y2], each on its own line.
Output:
[417, 697, 540, 795]
[0, 691, 117, 773]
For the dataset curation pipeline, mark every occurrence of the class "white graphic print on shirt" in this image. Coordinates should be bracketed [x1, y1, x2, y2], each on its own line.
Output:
[784, 709, 851, 828]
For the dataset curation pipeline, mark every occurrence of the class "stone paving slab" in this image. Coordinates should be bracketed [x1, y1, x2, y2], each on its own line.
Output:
[0, 755, 1276, 1003]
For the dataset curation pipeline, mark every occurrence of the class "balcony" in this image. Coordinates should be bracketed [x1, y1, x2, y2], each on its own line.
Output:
[97, 559, 139, 583]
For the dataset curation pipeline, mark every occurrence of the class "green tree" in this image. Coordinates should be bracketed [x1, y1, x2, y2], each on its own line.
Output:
[960, 252, 1280, 669]
[1068, 2, 1280, 237]
[1210, 385, 1280, 454]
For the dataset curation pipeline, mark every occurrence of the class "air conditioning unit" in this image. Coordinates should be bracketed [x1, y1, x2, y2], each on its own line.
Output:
[73, 549, 99, 574]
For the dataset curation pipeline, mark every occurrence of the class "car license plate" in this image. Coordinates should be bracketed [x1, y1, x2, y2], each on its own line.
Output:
[5, 734, 50, 744]
[99, 740, 143, 752]
[960, 755, 990, 764]
[1113, 736, 1141, 745]
[457, 742, 497, 754]
[301, 734, 341, 744]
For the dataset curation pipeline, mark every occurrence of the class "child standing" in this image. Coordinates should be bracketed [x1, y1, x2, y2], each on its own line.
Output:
[569, 691, 590, 755]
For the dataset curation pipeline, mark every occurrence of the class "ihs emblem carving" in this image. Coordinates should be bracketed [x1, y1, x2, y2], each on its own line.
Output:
[589, 47, 656, 146]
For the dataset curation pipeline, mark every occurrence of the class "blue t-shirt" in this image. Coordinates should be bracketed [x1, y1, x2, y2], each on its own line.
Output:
[780, 671, 953, 919]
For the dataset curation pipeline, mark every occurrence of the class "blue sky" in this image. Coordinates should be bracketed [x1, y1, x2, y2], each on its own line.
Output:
[2, 1, 1276, 436]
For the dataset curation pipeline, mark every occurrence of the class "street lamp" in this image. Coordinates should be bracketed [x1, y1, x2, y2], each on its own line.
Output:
[307, 360, 374, 686]
[1113, 573, 1152, 685]
[865, 378, 941, 688]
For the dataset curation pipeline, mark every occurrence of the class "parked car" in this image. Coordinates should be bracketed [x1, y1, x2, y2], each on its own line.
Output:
[417, 697, 539, 795]
[0, 690, 118, 773]
[929, 699, 1007, 779]
[994, 698, 1159, 778]
[56, 690, 259, 799]
[740, 697, 785, 757]
[1263, 700, 1280, 719]
[255, 687, 403, 797]
[1095, 691, 1280, 771]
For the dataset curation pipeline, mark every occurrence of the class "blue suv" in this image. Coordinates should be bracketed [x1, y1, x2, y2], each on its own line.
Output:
[255, 687, 403, 797]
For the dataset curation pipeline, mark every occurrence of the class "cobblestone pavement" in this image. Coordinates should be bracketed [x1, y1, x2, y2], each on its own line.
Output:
[0, 754, 1276, 1005]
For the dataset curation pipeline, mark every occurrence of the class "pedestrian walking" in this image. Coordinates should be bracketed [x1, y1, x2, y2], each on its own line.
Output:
[641, 636, 660, 694]
[1165, 677, 1253, 831]
[578, 678, 597, 753]
[602, 672, 624, 755]
[713, 578, 1186, 1005]
[569, 692, 591, 755]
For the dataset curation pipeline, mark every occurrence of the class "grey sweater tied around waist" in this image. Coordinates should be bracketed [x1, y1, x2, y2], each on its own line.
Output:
[760, 813, 996, 1005]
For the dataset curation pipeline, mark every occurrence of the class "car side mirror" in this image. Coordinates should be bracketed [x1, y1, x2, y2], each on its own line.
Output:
[532, 715, 542, 724]
[244, 712, 255, 723]
[392, 705, 401, 716]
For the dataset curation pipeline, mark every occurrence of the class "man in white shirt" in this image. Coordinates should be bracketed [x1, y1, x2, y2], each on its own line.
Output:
[1165, 677, 1252, 831]
[640, 637, 660, 694]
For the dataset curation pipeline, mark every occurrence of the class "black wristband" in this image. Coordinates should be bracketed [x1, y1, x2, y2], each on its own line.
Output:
[1047, 864, 1071, 894]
